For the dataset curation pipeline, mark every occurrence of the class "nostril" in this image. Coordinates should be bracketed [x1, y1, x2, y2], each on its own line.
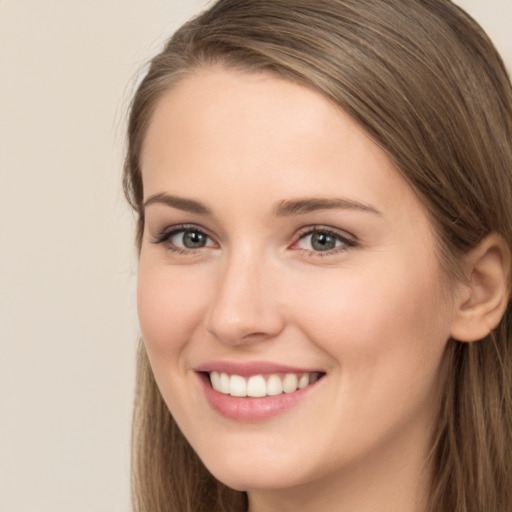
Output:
[206, 317, 286, 346]
[241, 331, 273, 341]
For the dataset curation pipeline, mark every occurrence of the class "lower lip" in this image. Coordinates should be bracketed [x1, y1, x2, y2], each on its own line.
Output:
[198, 373, 322, 422]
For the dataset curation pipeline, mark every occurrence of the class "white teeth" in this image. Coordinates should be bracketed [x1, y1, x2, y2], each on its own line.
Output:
[298, 373, 309, 389]
[210, 371, 221, 390]
[229, 375, 247, 397]
[247, 375, 267, 397]
[208, 371, 321, 397]
[282, 373, 298, 393]
[211, 371, 231, 394]
[266, 374, 283, 396]
[219, 372, 230, 394]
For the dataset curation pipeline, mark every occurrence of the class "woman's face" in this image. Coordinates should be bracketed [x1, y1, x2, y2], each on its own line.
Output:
[138, 67, 458, 494]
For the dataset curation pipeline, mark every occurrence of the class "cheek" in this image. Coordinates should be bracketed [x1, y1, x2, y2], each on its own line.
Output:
[284, 266, 452, 462]
[137, 263, 208, 360]
[289, 258, 452, 395]
[289, 267, 441, 342]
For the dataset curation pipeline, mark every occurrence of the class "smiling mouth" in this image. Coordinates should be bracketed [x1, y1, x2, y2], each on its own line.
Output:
[207, 371, 324, 398]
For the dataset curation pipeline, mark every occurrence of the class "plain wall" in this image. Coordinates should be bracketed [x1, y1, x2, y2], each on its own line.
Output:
[0, 2, 206, 511]
[0, 1, 510, 511]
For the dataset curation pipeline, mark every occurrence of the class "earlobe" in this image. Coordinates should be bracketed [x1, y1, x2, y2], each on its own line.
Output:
[450, 234, 511, 343]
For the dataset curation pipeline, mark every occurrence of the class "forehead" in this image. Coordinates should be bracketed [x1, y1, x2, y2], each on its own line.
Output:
[141, 67, 426, 224]
[141, 66, 350, 166]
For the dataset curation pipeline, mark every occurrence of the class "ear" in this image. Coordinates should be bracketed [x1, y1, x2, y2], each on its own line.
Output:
[450, 234, 510, 343]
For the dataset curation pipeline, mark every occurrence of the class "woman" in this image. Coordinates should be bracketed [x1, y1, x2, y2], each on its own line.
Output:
[124, 1, 512, 511]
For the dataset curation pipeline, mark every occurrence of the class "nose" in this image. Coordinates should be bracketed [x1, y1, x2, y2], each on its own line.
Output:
[205, 249, 286, 346]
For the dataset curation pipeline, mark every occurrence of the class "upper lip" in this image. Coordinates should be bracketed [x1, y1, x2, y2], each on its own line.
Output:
[195, 361, 324, 377]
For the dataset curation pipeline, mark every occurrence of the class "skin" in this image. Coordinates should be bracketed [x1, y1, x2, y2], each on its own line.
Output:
[137, 67, 461, 512]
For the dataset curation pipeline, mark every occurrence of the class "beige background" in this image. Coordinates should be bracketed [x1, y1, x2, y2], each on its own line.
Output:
[0, 1, 510, 511]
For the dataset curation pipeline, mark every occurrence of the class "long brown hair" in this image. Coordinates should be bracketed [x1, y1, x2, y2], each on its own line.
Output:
[124, 1, 512, 511]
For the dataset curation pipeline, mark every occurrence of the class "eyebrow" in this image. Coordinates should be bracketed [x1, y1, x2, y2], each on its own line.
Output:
[273, 197, 381, 216]
[143, 193, 212, 215]
[143, 193, 381, 217]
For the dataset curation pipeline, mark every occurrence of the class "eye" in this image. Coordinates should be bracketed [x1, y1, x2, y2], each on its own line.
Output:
[152, 225, 216, 252]
[172, 229, 210, 249]
[293, 227, 356, 254]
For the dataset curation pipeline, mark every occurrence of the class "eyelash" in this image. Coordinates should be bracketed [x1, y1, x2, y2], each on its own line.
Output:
[151, 224, 357, 257]
[151, 224, 214, 255]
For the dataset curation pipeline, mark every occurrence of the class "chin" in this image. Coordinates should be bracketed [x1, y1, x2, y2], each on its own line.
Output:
[211, 467, 303, 493]
[197, 446, 319, 492]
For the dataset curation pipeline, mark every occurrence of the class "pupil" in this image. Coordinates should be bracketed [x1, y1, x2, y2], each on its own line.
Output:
[311, 232, 336, 251]
[183, 230, 206, 248]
